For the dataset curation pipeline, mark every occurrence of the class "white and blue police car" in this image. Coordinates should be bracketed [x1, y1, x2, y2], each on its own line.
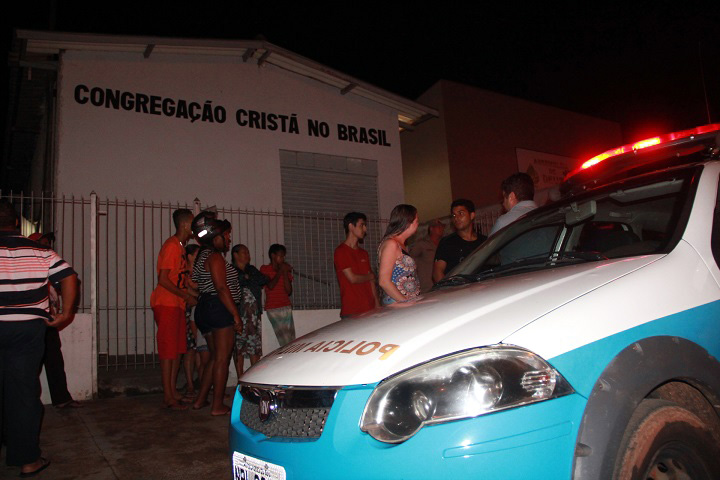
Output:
[230, 123, 720, 479]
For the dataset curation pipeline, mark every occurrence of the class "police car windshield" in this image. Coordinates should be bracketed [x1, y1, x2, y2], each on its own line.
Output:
[436, 168, 697, 287]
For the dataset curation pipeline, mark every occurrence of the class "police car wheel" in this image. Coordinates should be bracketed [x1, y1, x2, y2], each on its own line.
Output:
[613, 399, 720, 480]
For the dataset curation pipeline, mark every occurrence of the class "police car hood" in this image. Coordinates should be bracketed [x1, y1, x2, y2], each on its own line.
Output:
[241, 255, 661, 386]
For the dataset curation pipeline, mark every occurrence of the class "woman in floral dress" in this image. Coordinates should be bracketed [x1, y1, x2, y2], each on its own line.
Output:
[378, 204, 421, 305]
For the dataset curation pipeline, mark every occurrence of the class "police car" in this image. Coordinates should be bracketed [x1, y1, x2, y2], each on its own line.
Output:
[230, 123, 720, 479]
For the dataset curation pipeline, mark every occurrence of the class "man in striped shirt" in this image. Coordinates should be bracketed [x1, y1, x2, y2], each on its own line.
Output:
[0, 199, 78, 477]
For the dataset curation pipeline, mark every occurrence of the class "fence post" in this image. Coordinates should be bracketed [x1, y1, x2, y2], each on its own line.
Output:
[90, 191, 98, 397]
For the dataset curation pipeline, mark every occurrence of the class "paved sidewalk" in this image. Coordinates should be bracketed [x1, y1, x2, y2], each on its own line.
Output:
[1, 390, 235, 479]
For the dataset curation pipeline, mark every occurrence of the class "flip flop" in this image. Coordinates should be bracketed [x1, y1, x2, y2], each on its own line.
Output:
[55, 400, 83, 409]
[210, 408, 231, 416]
[19, 457, 50, 477]
[164, 402, 188, 411]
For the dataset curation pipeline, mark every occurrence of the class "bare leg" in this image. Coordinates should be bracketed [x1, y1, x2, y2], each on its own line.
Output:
[211, 326, 235, 415]
[234, 355, 243, 380]
[183, 350, 196, 394]
[161, 357, 186, 409]
[193, 333, 215, 410]
[171, 357, 183, 401]
[234, 355, 258, 377]
[233, 341, 247, 379]
[197, 349, 210, 383]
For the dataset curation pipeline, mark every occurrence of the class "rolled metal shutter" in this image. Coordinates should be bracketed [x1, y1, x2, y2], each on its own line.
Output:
[280, 150, 381, 309]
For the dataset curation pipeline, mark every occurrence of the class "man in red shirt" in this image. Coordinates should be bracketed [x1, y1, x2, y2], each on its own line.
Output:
[334, 212, 379, 318]
[150, 208, 196, 410]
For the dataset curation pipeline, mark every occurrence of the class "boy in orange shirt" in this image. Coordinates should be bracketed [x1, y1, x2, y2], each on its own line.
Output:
[150, 209, 196, 409]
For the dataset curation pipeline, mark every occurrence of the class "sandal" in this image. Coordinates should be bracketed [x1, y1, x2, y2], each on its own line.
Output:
[19, 457, 51, 477]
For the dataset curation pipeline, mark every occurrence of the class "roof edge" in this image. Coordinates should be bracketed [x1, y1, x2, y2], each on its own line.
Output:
[14, 29, 438, 125]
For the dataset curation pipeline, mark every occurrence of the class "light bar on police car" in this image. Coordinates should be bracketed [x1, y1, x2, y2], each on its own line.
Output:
[565, 123, 720, 181]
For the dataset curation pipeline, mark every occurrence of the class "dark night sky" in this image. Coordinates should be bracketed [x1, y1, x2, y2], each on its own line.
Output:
[3, 2, 720, 144]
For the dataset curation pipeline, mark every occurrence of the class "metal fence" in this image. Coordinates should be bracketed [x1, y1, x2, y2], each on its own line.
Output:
[2, 191, 94, 312]
[2, 190, 500, 369]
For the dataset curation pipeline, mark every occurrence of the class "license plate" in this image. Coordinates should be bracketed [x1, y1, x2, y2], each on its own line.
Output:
[232, 451, 286, 480]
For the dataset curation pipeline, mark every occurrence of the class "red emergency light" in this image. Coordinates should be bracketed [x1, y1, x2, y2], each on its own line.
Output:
[566, 123, 720, 181]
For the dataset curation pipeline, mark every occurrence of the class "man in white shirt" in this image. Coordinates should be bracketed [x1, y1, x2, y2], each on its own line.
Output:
[490, 173, 538, 235]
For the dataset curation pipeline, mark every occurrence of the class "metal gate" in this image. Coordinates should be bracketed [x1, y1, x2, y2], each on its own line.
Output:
[2, 190, 499, 370]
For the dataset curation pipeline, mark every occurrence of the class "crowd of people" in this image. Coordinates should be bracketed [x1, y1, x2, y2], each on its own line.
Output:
[0, 171, 536, 475]
[150, 209, 297, 414]
[335, 172, 537, 314]
[151, 172, 539, 415]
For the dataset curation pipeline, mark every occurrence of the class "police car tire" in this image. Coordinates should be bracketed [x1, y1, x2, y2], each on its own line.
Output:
[613, 398, 720, 480]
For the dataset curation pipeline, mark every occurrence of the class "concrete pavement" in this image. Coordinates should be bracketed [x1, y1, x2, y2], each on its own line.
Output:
[1, 390, 235, 479]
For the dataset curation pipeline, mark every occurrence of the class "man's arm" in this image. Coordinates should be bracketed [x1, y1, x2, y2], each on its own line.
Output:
[46, 273, 79, 329]
[158, 269, 196, 306]
[335, 247, 374, 284]
[489, 214, 508, 236]
[341, 268, 375, 284]
[432, 237, 449, 284]
[432, 259, 447, 283]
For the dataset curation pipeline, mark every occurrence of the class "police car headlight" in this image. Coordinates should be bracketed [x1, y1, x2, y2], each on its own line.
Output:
[360, 346, 573, 443]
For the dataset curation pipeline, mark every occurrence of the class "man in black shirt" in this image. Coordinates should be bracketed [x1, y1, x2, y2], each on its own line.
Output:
[432, 199, 486, 283]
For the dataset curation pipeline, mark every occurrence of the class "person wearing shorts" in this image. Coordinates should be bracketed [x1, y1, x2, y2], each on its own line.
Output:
[150, 208, 196, 410]
[190, 211, 243, 416]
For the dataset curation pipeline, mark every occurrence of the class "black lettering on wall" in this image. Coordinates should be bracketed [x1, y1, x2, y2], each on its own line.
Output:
[71, 84, 392, 147]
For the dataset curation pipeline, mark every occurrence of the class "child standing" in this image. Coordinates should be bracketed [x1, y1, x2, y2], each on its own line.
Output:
[260, 244, 296, 347]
